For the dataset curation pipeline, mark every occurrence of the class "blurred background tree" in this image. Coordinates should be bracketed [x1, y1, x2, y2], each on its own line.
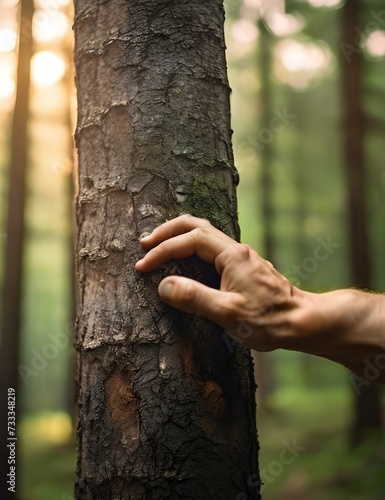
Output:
[0, 1, 75, 498]
[0, 0, 384, 498]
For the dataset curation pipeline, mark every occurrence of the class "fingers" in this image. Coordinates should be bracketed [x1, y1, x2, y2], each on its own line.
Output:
[139, 214, 209, 249]
[136, 218, 233, 272]
[140, 214, 232, 249]
[158, 276, 238, 330]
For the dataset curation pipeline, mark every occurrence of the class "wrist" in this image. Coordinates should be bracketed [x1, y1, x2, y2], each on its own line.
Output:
[285, 288, 385, 379]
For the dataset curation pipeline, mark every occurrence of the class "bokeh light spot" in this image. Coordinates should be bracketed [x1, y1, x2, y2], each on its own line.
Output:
[31, 50, 66, 87]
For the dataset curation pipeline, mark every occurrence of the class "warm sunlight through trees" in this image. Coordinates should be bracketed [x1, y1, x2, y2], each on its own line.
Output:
[0, 0, 72, 107]
[0, 0, 384, 498]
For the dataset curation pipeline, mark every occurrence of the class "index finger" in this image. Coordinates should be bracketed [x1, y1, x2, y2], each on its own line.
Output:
[135, 215, 234, 271]
[139, 214, 219, 249]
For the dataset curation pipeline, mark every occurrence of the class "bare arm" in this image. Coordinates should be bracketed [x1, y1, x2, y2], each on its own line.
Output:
[135, 215, 385, 384]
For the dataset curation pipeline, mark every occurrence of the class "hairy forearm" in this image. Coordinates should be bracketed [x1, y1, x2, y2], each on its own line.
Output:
[282, 289, 385, 383]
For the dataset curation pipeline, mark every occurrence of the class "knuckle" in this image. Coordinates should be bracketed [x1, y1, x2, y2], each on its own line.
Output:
[223, 243, 251, 261]
[182, 281, 196, 303]
[237, 244, 251, 259]
[180, 213, 193, 222]
[191, 226, 207, 240]
[199, 217, 211, 226]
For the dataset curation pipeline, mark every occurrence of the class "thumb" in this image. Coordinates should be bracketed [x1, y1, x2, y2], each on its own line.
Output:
[158, 276, 233, 329]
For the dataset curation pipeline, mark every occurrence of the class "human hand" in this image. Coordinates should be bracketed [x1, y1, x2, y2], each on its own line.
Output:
[135, 215, 385, 382]
[135, 214, 303, 351]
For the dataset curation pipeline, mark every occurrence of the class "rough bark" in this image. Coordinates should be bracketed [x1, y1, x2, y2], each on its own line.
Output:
[341, 0, 381, 444]
[0, 1, 33, 497]
[74, 1, 260, 498]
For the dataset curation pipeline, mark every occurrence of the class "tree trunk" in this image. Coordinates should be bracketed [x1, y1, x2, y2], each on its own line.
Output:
[258, 20, 275, 265]
[341, 0, 382, 445]
[253, 18, 276, 412]
[74, 1, 260, 498]
[63, 24, 77, 422]
[0, 1, 33, 497]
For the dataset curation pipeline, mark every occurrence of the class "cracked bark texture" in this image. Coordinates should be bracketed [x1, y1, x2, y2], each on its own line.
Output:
[74, 1, 260, 499]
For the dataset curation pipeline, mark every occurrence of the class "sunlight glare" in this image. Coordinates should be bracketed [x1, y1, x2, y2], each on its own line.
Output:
[278, 40, 329, 72]
[0, 27, 17, 53]
[365, 30, 385, 58]
[20, 412, 72, 445]
[275, 39, 332, 90]
[31, 51, 66, 87]
[1, 0, 19, 6]
[306, 0, 342, 7]
[0, 49, 16, 104]
[33, 11, 69, 43]
[34, 0, 72, 7]
[0, 52, 16, 77]
[45, 412, 72, 444]
[259, 0, 285, 18]
[0, 76, 15, 100]
[231, 18, 259, 45]
[266, 12, 305, 37]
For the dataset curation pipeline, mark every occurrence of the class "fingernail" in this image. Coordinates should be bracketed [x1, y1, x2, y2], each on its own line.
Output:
[140, 231, 152, 240]
[159, 281, 174, 300]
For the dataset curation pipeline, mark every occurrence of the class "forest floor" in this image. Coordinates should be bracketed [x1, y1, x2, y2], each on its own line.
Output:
[258, 387, 385, 499]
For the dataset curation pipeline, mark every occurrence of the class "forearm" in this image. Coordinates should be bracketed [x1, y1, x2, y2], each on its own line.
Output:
[283, 289, 385, 383]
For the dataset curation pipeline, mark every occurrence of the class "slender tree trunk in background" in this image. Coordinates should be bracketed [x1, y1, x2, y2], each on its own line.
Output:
[0, 1, 33, 497]
[258, 20, 275, 264]
[63, 40, 77, 420]
[74, 1, 260, 498]
[341, 0, 382, 445]
[252, 18, 276, 411]
[292, 98, 315, 384]
[64, 166, 77, 421]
